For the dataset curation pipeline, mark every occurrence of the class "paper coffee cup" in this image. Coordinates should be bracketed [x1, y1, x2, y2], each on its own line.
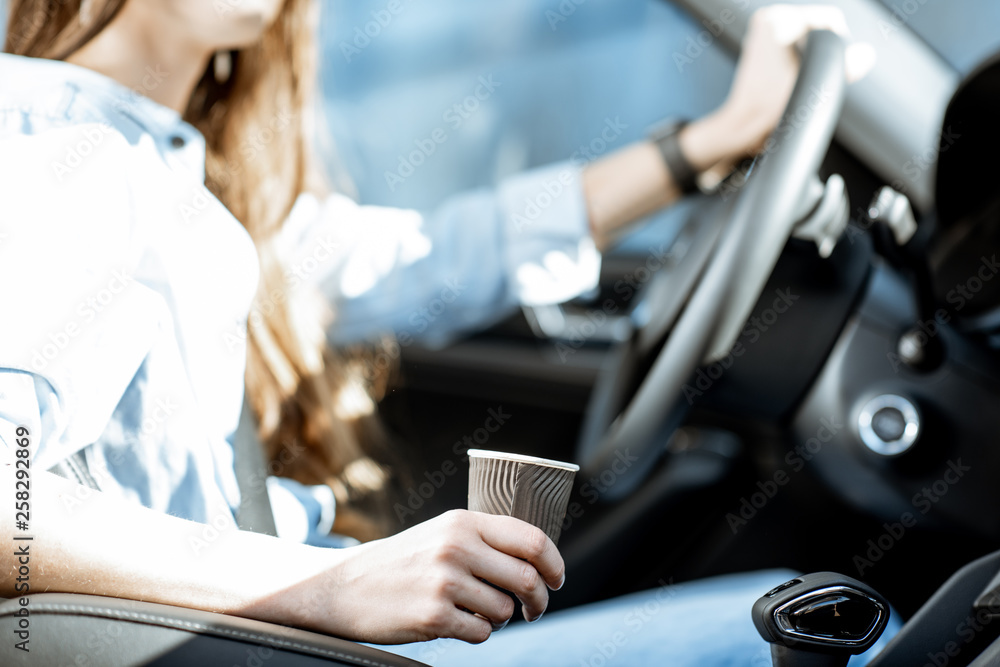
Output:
[467, 449, 579, 545]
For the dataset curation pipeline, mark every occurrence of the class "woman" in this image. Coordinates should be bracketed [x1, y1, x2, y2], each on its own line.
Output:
[0, 0, 890, 663]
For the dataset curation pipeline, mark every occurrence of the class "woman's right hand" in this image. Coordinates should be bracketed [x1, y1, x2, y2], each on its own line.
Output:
[281, 510, 566, 645]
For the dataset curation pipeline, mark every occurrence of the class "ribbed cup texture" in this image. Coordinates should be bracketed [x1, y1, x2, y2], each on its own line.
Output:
[469, 457, 576, 545]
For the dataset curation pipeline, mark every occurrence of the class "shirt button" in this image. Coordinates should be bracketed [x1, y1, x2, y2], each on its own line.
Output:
[170, 135, 186, 148]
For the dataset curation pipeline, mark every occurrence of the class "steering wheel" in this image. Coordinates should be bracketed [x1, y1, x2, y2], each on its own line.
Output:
[574, 30, 848, 500]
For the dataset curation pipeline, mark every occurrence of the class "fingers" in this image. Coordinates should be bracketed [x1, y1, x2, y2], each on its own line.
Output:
[469, 546, 551, 622]
[845, 42, 877, 83]
[792, 7, 876, 83]
[751, 5, 876, 84]
[755, 5, 851, 45]
[419, 511, 564, 635]
[452, 577, 516, 628]
[796, 5, 851, 38]
[473, 514, 565, 592]
[432, 604, 493, 644]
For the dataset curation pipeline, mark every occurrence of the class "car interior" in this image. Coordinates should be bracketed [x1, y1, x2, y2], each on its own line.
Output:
[5, 0, 1000, 665]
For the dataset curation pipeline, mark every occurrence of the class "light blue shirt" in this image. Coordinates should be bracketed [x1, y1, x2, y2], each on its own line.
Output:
[0, 53, 599, 541]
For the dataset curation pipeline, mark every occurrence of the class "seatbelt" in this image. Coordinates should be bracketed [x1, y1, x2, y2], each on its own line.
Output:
[48, 451, 101, 490]
[232, 396, 279, 537]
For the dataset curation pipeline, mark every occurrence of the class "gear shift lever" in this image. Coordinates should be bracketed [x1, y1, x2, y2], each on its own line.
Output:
[752, 572, 891, 667]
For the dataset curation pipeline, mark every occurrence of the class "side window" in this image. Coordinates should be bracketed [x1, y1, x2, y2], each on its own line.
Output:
[318, 0, 737, 250]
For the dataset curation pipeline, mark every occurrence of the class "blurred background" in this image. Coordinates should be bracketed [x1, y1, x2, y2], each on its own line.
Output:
[314, 0, 1000, 252]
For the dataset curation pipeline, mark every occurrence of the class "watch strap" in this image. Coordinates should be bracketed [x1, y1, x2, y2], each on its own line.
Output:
[650, 120, 699, 195]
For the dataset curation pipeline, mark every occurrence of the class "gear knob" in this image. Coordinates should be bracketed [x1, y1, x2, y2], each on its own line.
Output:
[752, 572, 890, 667]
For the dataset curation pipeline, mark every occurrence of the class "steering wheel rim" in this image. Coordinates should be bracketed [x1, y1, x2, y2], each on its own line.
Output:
[575, 30, 848, 500]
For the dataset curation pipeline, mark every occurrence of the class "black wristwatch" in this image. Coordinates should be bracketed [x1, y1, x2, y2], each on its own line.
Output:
[649, 119, 700, 195]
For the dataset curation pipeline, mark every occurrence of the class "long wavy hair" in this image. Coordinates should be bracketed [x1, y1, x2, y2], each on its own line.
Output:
[5, 0, 398, 541]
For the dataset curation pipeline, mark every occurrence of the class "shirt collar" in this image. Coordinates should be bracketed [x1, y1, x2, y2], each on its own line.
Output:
[0, 53, 207, 179]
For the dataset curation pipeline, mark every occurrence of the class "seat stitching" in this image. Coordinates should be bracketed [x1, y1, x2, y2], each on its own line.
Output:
[8, 603, 401, 667]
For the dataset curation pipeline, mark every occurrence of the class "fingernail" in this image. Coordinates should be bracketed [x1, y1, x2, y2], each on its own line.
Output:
[526, 602, 548, 623]
[556, 573, 565, 591]
[491, 618, 510, 632]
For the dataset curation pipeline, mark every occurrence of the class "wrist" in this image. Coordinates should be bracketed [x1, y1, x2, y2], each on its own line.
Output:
[678, 105, 754, 174]
[240, 540, 344, 631]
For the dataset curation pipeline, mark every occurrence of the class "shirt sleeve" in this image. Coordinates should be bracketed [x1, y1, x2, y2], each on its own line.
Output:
[279, 161, 601, 347]
[265, 476, 359, 547]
